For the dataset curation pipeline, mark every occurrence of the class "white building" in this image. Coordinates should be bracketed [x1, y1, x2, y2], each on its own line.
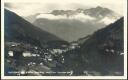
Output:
[31, 54, 40, 57]
[8, 51, 13, 57]
[22, 52, 31, 57]
[53, 49, 63, 54]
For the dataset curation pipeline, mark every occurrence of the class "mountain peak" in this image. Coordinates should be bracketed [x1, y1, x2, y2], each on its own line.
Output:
[49, 6, 118, 19]
[83, 6, 119, 19]
[96, 6, 103, 9]
[95, 6, 111, 11]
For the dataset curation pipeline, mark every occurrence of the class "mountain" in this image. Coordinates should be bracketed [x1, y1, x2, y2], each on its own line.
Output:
[49, 6, 120, 24]
[83, 6, 119, 19]
[51, 6, 120, 19]
[4, 9, 63, 47]
[80, 17, 124, 75]
[50, 9, 78, 17]
[33, 18, 105, 42]
[25, 6, 120, 24]
[32, 6, 121, 42]
[81, 17, 124, 55]
[63, 17, 124, 76]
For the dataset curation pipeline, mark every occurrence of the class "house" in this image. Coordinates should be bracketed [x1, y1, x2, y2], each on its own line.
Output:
[40, 62, 43, 65]
[22, 51, 31, 57]
[69, 42, 80, 49]
[31, 54, 40, 57]
[6, 42, 20, 47]
[44, 54, 53, 62]
[8, 51, 13, 57]
[34, 46, 38, 49]
[48, 58, 53, 61]
[71, 43, 78, 46]
[28, 62, 36, 66]
[53, 49, 63, 54]
[120, 53, 124, 55]
[69, 45, 76, 49]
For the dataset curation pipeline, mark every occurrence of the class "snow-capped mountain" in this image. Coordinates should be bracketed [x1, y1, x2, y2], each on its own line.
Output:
[24, 6, 122, 42]
[25, 6, 121, 25]
[49, 6, 121, 24]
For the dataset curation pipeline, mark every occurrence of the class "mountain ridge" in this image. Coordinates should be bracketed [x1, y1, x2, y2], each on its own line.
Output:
[50, 6, 120, 19]
[4, 9, 63, 47]
[25, 6, 121, 23]
[62, 17, 124, 76]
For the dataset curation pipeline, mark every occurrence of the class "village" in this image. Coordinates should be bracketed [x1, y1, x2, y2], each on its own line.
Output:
[5, 36, 123, 76]
[5, 41, 80, 76]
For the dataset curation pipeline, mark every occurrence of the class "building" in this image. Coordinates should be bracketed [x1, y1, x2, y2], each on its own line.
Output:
[69, 42, 80, 49]
[22, 51, 31, 57]
[31, 54, 40, 57]
[8, 51, 13, 57]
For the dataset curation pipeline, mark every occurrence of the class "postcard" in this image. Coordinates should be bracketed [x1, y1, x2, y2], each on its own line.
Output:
[1, 0, 127, 79]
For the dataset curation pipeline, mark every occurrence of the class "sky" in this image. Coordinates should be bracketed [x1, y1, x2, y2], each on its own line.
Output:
[4, 0, 124, 17]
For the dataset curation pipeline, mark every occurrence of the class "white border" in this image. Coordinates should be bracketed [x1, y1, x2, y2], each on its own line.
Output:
[1, 0, 127, 79]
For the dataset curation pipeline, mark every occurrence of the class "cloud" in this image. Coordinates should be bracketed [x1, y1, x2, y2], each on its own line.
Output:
[36, 13, 96, 22]
[99, 17, 119, 25]
[4, 0, 123, 16]
[4, 3, 47, 16]
[4, 3, 13, 8]
[36, 13, 119, 24]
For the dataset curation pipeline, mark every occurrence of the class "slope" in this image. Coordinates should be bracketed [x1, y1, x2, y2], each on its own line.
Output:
[4, 9, 62, 47]
[63, 17, 124, 76]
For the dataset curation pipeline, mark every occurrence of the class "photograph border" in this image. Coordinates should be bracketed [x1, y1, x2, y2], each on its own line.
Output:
[1, 0, 127, 79]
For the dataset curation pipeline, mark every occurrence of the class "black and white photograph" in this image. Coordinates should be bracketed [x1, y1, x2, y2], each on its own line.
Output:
[1, 0, 127, 79]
